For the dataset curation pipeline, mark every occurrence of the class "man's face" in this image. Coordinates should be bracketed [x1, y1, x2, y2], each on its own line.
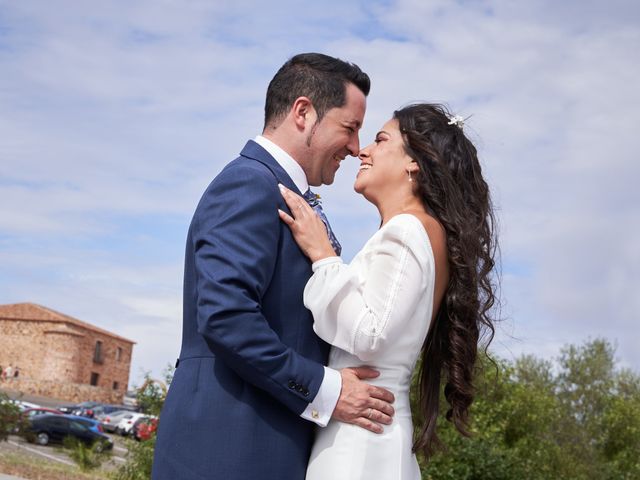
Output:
[303, 83, 366, 186]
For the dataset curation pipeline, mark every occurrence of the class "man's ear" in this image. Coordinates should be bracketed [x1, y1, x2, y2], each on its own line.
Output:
[292, 96, 317, 131]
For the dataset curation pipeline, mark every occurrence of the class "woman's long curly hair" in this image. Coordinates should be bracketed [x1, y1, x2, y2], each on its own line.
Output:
[394, 103, 498, 458]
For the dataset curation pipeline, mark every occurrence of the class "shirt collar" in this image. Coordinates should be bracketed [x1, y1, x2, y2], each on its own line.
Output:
[254, 135, 309, 193]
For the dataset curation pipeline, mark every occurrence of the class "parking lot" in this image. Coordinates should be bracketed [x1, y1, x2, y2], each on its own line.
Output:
[1, 388, 142, 476]
[1, 431, 131, 469]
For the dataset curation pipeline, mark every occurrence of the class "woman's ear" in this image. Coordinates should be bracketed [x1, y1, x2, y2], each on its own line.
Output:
[406, 161, 420, 174]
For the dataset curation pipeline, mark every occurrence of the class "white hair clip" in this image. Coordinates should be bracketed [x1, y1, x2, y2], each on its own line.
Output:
[447, 115, 466, 129]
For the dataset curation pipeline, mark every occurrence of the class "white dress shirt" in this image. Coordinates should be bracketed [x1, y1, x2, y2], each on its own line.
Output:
[254, 135, 342, 427]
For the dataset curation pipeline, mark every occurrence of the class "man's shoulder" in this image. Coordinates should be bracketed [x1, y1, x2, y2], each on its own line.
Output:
[193, 154, 279, 215]
[212, 155, 277, 191]
[222, 154, 274, 177]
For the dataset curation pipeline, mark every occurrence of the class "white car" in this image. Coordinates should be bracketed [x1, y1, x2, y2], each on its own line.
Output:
[1, 399, 41, 411]
[101, 410, 136, 432]
[115, 412, 147, 436]
[122, 391, 138, 408]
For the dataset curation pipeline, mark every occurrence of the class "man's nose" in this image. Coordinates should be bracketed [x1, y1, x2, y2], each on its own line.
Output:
[347, 135, 360, 157]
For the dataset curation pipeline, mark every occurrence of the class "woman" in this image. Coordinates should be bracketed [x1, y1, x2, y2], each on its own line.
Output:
[279, 103, 497, 479]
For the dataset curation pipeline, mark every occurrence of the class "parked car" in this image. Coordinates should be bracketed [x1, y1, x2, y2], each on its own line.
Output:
[115, 412, 148, 436]
[122, 391, 138, 407]
[101, 410, 136, 432]
[1, 399, 41, 411]
[58, 401, 101, 417]
[22, 407, 63, 419]
[11, 407, 62, 434]
[26, 414, 113, 452]
[93, 404, 136, 422]
[132, 416, 158, 441]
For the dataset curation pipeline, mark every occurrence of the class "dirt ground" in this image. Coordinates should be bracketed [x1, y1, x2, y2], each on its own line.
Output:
[0, 434, 131, 480]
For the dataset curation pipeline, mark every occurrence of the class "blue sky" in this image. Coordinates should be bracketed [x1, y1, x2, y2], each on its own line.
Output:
[1, 0, 639, 386]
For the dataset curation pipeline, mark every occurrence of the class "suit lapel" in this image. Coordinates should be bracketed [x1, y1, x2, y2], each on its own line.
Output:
[239, 140, 303, 196]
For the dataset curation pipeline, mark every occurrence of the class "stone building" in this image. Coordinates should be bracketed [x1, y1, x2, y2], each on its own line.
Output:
[0, 302, 135, 404]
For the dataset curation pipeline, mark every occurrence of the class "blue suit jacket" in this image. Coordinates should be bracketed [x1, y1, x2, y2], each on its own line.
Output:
[152, 141, 331, 480]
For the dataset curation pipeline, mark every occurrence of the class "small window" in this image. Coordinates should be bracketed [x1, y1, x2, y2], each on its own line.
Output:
[90, 372, 99, 386]
[113, 381, 119, 390]
[116, 347, 123, 362]
[94, 341, 103, 364]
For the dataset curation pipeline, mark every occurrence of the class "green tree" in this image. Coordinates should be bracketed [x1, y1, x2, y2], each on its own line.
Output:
[416, 338, 640, 480]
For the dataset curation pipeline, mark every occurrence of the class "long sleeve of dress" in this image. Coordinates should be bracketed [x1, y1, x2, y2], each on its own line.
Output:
[303, 214, 435, 363]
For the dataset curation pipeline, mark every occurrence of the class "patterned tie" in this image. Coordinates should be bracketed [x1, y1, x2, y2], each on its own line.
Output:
[303, 189, 342, 256]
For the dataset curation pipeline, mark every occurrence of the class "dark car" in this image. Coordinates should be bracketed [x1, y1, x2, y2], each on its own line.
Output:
[27, 414, 113, 452]
[15, 407, 63, 432]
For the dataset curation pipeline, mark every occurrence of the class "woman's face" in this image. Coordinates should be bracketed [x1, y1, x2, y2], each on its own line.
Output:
[354, 118, 414, 198]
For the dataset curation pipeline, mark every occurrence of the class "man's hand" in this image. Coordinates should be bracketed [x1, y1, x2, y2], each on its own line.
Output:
[332, 367, 395, 434]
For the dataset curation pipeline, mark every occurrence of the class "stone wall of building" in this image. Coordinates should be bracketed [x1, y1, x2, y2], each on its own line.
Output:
[76, 330, 133, 395]
[0, 378, 123, 404]
[1, 315, 133, 403]
[41, 329, 84, 383]
[0, 319, 52, 381]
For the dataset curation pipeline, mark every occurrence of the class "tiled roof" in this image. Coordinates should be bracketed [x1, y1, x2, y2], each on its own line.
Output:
[0, 303, 135, 344]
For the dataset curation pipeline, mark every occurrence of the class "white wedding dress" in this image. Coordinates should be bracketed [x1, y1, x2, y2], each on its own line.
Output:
[304, 214, 436, 480]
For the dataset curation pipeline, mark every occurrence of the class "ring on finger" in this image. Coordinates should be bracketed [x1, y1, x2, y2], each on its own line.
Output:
[367, 408, 373, 419]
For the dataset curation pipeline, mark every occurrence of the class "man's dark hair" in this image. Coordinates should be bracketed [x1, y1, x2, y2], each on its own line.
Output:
[264, 53, 370, 129]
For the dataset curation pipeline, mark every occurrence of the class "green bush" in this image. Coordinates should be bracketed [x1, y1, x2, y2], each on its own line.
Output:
[0, 393, 27, 441]
[110, 437, 156, 480]
[63, 436, 110, 472]
[416, 338, 640, 480]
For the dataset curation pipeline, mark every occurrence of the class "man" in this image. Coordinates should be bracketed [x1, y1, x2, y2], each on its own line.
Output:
[152, 53, 395, 480]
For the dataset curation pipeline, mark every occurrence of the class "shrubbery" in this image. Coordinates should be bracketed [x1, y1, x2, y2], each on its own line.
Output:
[63, 436, 110, 472]
[416, 338, 640, 479]
[0, 393, 27, 442]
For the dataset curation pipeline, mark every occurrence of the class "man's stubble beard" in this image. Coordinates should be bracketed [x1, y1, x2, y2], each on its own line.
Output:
[305, 120, 320, 148]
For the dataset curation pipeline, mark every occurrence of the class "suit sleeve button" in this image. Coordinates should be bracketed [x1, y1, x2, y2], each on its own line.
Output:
[288, 380, 296, 389]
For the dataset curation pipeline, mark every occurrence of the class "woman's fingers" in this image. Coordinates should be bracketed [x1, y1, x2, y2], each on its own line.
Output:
[278, 209, 295, 226]
[278, 184, 298, 212]
[277, 183, 335, 263]
[278, 184, 311, 218]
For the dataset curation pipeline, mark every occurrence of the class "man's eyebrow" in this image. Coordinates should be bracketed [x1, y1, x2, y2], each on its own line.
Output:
[345, 120, 362, 128]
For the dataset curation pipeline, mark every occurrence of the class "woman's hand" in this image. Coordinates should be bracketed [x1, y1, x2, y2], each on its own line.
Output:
[278, 184, 337, 263]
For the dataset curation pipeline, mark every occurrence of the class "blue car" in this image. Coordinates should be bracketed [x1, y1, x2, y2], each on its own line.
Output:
[27, 414, 113, 452]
